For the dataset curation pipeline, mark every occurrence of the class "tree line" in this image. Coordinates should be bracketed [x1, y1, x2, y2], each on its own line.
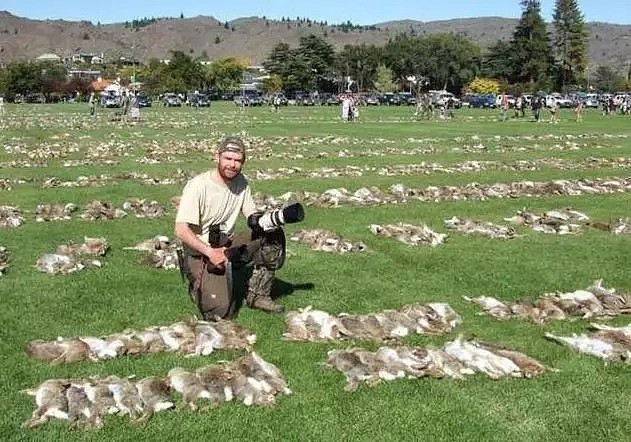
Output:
[1, 0, 630, 101]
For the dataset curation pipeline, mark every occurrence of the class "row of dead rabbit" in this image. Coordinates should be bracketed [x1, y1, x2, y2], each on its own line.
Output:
[327, 336, 553, 392]
[34, 235, 182, 275]
[23, 281, 631, 429]
[1, 133, 626, 166]
[28, 317, 256, 365]
[2, 155, 628, 186]
[0, 199, 168, 229]
[0, 178, 631, 227]
[27, 302, 458, 366]
[253, 176, 631, 209]
[25, 209, 631, 275]
[289, 208, 629, 254]
[3, 175, 631, 229]
[23, 352, 291, 429]
[31, 208, 621, 276]
[546, 323, 631, 364]
[465, 279, 631, 323]
[36, 237, 109, 275]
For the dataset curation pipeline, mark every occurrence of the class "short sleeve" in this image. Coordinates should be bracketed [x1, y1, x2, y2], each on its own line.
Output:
[241, 185, 257, 219]
[175, 179, 201, 225]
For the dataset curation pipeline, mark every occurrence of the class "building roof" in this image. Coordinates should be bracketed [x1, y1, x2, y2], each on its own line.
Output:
[90, 79, 112, 91]
[36, 53, 61, 61]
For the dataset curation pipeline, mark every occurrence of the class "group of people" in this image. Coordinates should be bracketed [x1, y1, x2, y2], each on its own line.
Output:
[340, 94, 360, 122]
[415, 94, 457, 121]
[602, 95, 631, 116]
[88, 90, 141, 122]
[497, 94, 586, 123]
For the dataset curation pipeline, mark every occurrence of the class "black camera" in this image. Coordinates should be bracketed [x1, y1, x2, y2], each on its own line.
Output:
[247, 202, 305, 233]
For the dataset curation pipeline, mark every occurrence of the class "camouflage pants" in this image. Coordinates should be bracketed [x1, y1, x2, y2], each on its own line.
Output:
[185, 229, 285, 320]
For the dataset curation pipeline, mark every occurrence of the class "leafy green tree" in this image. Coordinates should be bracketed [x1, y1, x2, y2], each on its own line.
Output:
[482, 40, 514, 80]
[510, 0, 553, 86]
[384, 33, 480, 92]
[263, 43, 294, 80]
[40, 62, 68, 100]
[259, 74, 283, 93]
[0, 62, 43, 99]
[553, 0, 589, 90]
[336, 44, 381, 91]
[263, 35, 336, 93]
[297, 34, 336, 91]
[206, 58, 247, 92]
[164, 50, 205, 92]
[592, 66, 626, 92]
[374, 64, 396, 92]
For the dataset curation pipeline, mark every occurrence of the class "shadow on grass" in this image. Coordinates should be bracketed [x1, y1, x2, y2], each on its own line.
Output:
[229, 268, 314, 317]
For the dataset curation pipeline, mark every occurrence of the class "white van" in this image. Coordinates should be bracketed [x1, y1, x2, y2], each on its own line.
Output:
[585, 93, 599, 108]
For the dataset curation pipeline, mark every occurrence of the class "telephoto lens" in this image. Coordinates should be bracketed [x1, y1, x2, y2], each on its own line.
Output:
[249, 202, 305, 232]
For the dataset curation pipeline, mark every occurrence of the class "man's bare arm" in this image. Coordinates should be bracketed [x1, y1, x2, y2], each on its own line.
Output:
[174, 222, 226, 268]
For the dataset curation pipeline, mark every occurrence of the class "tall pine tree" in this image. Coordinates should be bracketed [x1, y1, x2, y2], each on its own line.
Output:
[553, 0, 589, 90]
[510, 0, 553, 87]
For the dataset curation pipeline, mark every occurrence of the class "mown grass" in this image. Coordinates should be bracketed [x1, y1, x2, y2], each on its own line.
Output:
[1, 102, 631, 441]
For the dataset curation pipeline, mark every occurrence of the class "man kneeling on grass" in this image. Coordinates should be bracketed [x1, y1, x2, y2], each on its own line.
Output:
[174, 137, 304, 320]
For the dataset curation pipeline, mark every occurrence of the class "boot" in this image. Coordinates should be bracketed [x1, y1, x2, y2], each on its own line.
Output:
[248, 296, 285, 313]
[247, 267, 284, 313]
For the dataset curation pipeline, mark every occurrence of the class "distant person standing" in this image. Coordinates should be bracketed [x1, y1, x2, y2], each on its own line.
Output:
[514, 95, 523, 119]
[549, 98, 559, 123]
[499, 93, 509, 121]
[532, 96, 542, 122]
[351, 95, 360, 122]
[574, 99, 585, 123]
[120, 91, 130, 123]
[273, 94, 281, 112]
[0, 96, 5, 117]
[341, 94, 350, 122]
[130, 92, 141, 122]
[88, 92, 97, 116]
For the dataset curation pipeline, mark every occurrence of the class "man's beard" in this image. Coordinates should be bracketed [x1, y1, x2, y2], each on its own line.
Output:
[218, 166, 240, 181]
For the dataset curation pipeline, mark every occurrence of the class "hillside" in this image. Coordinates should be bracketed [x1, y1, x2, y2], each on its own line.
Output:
[0, 11, 630, 68]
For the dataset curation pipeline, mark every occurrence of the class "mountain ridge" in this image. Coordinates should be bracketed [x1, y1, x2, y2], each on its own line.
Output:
[0, 11, 629, 68]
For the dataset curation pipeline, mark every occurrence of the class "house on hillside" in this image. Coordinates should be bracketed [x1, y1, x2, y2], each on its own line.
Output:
[68, 69, 101, 80]
[71, 52, 104, 64]
[36, 53, 62, 63]
[119, 57, 141, 66]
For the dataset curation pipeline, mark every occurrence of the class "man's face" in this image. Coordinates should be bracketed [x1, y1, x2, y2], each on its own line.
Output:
[215, 149, 245, 181]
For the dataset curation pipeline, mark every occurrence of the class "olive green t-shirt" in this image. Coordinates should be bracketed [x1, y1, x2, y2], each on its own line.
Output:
[175, 171, 257, 245]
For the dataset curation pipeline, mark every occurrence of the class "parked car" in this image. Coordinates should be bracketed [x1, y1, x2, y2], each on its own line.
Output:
[103, 95, 121, 108]
[325, 94, 340, 106]
[163, 93, 181, 107]
[365, 95, 380, 106]
[384, 93, 401, 106]
[136, 94, 151, 108]
[301, 95, 316, 106]
[25, 93, 46, 104]
[430, 91, 462, 108]
[546, 93, 572, 108]
[467, 94, 497, 108]
[398, 92, 416, 106]
[187, 93, 210, 107]
[234, 93, 263, 107]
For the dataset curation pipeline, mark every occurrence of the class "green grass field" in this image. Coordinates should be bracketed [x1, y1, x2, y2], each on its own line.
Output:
[1, 102, 631, 441]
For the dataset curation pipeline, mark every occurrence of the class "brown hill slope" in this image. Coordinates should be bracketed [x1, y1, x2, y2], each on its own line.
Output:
[0, 11, 629, 68]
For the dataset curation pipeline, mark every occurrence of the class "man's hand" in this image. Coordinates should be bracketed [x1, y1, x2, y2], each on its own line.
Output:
[206, 246, 227, 269]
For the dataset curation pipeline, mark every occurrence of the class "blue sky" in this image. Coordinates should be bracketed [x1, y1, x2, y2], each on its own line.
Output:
[2, 0, 630, 25]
